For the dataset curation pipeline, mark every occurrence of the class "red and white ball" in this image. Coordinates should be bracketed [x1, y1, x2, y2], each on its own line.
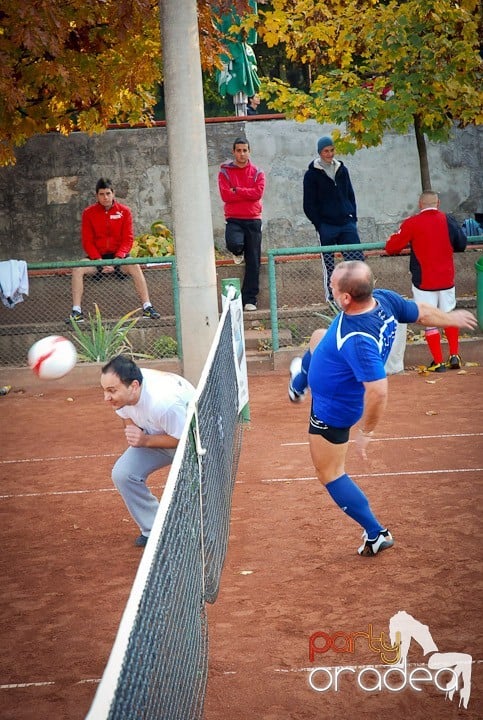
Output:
[28, 335, 77, 380]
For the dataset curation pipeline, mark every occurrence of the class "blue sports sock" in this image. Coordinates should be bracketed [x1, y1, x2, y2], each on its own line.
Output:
[326, 474, 384, 538]
[292, 350, 311, 394]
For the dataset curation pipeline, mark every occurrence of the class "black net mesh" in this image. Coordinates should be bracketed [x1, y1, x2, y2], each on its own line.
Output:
[87, 297, 244, 720]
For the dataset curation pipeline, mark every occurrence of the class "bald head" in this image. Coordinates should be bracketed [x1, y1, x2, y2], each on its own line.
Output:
[333, 261, 374, 302]
[419, 191, 439, 210]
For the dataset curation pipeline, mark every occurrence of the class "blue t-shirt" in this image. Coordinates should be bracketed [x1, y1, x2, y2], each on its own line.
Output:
[308, 289, 419, 428]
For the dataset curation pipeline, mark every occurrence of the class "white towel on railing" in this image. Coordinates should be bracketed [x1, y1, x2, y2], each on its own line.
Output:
[0, 259, 29, 307]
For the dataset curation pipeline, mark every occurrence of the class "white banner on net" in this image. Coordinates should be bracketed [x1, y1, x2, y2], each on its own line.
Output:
[223, 287, 249, 413]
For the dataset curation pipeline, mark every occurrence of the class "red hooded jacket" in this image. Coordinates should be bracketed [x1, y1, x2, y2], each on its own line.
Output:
[81, 201, 134, 259]
[218, 161, 265, 220]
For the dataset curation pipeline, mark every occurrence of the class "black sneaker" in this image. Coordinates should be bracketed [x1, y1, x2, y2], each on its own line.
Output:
[142, 305, 161, 319]
[66, 310, 84, 324]
[358, 529, 394, 557]
[426, 361, 446, 373]
[134, 534, 148, 548]
[448, 354, 462, 370]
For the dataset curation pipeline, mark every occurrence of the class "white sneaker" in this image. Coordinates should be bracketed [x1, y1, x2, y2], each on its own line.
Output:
[288, 356, 307, 402]
[244, 303, 257, 311]
[358, 529, 394, 556]
[230, 252, 244, 265]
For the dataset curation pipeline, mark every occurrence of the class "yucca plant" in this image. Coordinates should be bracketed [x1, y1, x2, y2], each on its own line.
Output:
[68, 304, 141, 362]
[314, 299, 340, 326]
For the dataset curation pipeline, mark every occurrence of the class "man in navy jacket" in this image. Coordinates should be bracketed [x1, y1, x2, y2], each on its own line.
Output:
[303, 135, 364, 301]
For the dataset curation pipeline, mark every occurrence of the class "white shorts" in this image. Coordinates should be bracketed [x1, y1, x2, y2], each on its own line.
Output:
[412, 285, 456, 313]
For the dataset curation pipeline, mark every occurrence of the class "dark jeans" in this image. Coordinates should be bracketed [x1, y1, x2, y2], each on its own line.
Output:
[317, 221, 364, 300]
[225, 218, 262, 306]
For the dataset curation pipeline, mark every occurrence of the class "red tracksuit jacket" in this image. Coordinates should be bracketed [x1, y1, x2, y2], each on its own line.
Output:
[81, 201, 134, 259]
[218, 161, 265, 220]
[385, 208, 466, 290]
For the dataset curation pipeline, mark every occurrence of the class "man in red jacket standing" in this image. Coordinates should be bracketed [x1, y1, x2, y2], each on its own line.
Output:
[385, 190, 467, 371]
[218, 137, 265, 311]
[67, 178, 160, 323]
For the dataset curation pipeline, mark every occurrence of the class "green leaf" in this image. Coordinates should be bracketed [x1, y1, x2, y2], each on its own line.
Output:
[68, 303, 142, 362]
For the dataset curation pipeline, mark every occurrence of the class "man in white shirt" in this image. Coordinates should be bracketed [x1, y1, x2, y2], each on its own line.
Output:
[101, 355, 195, 547]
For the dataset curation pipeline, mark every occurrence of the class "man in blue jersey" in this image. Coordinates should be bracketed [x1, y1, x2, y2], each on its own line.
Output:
[288, 261, 477, 556]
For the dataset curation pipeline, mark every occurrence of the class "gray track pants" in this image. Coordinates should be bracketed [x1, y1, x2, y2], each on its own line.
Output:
[112, 446, 176, 536]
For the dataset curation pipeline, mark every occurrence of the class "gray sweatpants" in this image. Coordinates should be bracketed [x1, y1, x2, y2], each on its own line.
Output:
[111, 446, 176, 536]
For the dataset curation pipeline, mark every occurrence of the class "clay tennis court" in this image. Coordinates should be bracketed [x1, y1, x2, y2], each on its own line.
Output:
[1, 365, 482, 719]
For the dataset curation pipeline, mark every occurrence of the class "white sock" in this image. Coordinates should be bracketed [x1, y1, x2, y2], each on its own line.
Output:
[73, 305, 81, 313]
[143, 302, 152, 310]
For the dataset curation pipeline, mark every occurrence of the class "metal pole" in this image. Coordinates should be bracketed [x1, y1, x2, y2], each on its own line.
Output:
[160, 0, 219, 385]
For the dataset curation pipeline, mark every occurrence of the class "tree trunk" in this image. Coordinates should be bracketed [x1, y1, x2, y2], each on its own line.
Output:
[413, 115, 432, 191]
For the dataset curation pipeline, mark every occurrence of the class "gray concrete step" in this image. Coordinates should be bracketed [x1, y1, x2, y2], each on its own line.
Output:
[244, 327, 292, 351]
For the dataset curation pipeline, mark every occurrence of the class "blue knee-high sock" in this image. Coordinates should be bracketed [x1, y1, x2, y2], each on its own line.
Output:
[292, 350, 311, 394]
[326, 474, 384, 538]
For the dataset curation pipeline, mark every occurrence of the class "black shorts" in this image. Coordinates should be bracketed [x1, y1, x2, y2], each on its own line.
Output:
[308, 408, 350, 445]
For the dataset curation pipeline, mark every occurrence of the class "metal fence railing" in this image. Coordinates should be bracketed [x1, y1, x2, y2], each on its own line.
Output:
[267, 238, 482, 351]
[0, 257, 180, 367]
[1, 239, 481, 367]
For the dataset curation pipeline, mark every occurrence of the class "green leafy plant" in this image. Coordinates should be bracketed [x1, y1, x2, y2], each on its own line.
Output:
[151, 335, 178, 358]
[287, 321, 303, 346]
[132, 220, 175, 258]
[314, 300, 340, 327]
[68, 304, 141, 362]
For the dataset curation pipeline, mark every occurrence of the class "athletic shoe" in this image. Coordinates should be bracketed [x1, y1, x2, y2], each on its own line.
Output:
[358, 529, 394, 557]
[229, 252, 244, 265]
[142, 305, 161, 319]
[288, 356, 307, 402]
[134, 534, 148, 548]
[448, 354, 462, 370]
[66, 310, 84, 324]
[426, 361, 446, 373]
[244, 303, 257, 312]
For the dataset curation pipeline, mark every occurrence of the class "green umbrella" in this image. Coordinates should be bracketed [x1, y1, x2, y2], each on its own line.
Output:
[216, 2, 260, 115]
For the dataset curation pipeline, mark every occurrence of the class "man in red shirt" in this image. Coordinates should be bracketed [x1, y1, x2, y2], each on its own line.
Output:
[385, 191, 467, 371]
[218, 137, 265, 311]
[67, 178, 160, 323]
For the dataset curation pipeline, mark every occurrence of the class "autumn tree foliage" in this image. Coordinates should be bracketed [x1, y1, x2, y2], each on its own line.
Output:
[254, 0, 483, 189]
[0, 0, 251, 165]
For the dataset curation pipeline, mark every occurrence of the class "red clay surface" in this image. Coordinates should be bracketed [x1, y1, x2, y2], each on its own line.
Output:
[1, 366, 482, 719]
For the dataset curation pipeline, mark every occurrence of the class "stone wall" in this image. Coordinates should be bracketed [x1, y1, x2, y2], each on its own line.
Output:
[0, 119, 481, 262]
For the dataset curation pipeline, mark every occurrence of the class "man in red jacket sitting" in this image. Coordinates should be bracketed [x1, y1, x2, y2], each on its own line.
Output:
[218, 137, 266, 312]
[385, 190, 467, 371]
[67, 178, 160, 323]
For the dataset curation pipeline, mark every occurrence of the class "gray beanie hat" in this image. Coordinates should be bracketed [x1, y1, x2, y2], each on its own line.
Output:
[317, 135, 334, 153]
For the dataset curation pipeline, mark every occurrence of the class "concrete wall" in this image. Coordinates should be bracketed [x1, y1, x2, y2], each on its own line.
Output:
[0, 119, 481, 262]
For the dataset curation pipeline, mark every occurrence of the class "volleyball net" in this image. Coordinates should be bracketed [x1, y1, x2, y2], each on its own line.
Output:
[86, 285, 246, 720]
